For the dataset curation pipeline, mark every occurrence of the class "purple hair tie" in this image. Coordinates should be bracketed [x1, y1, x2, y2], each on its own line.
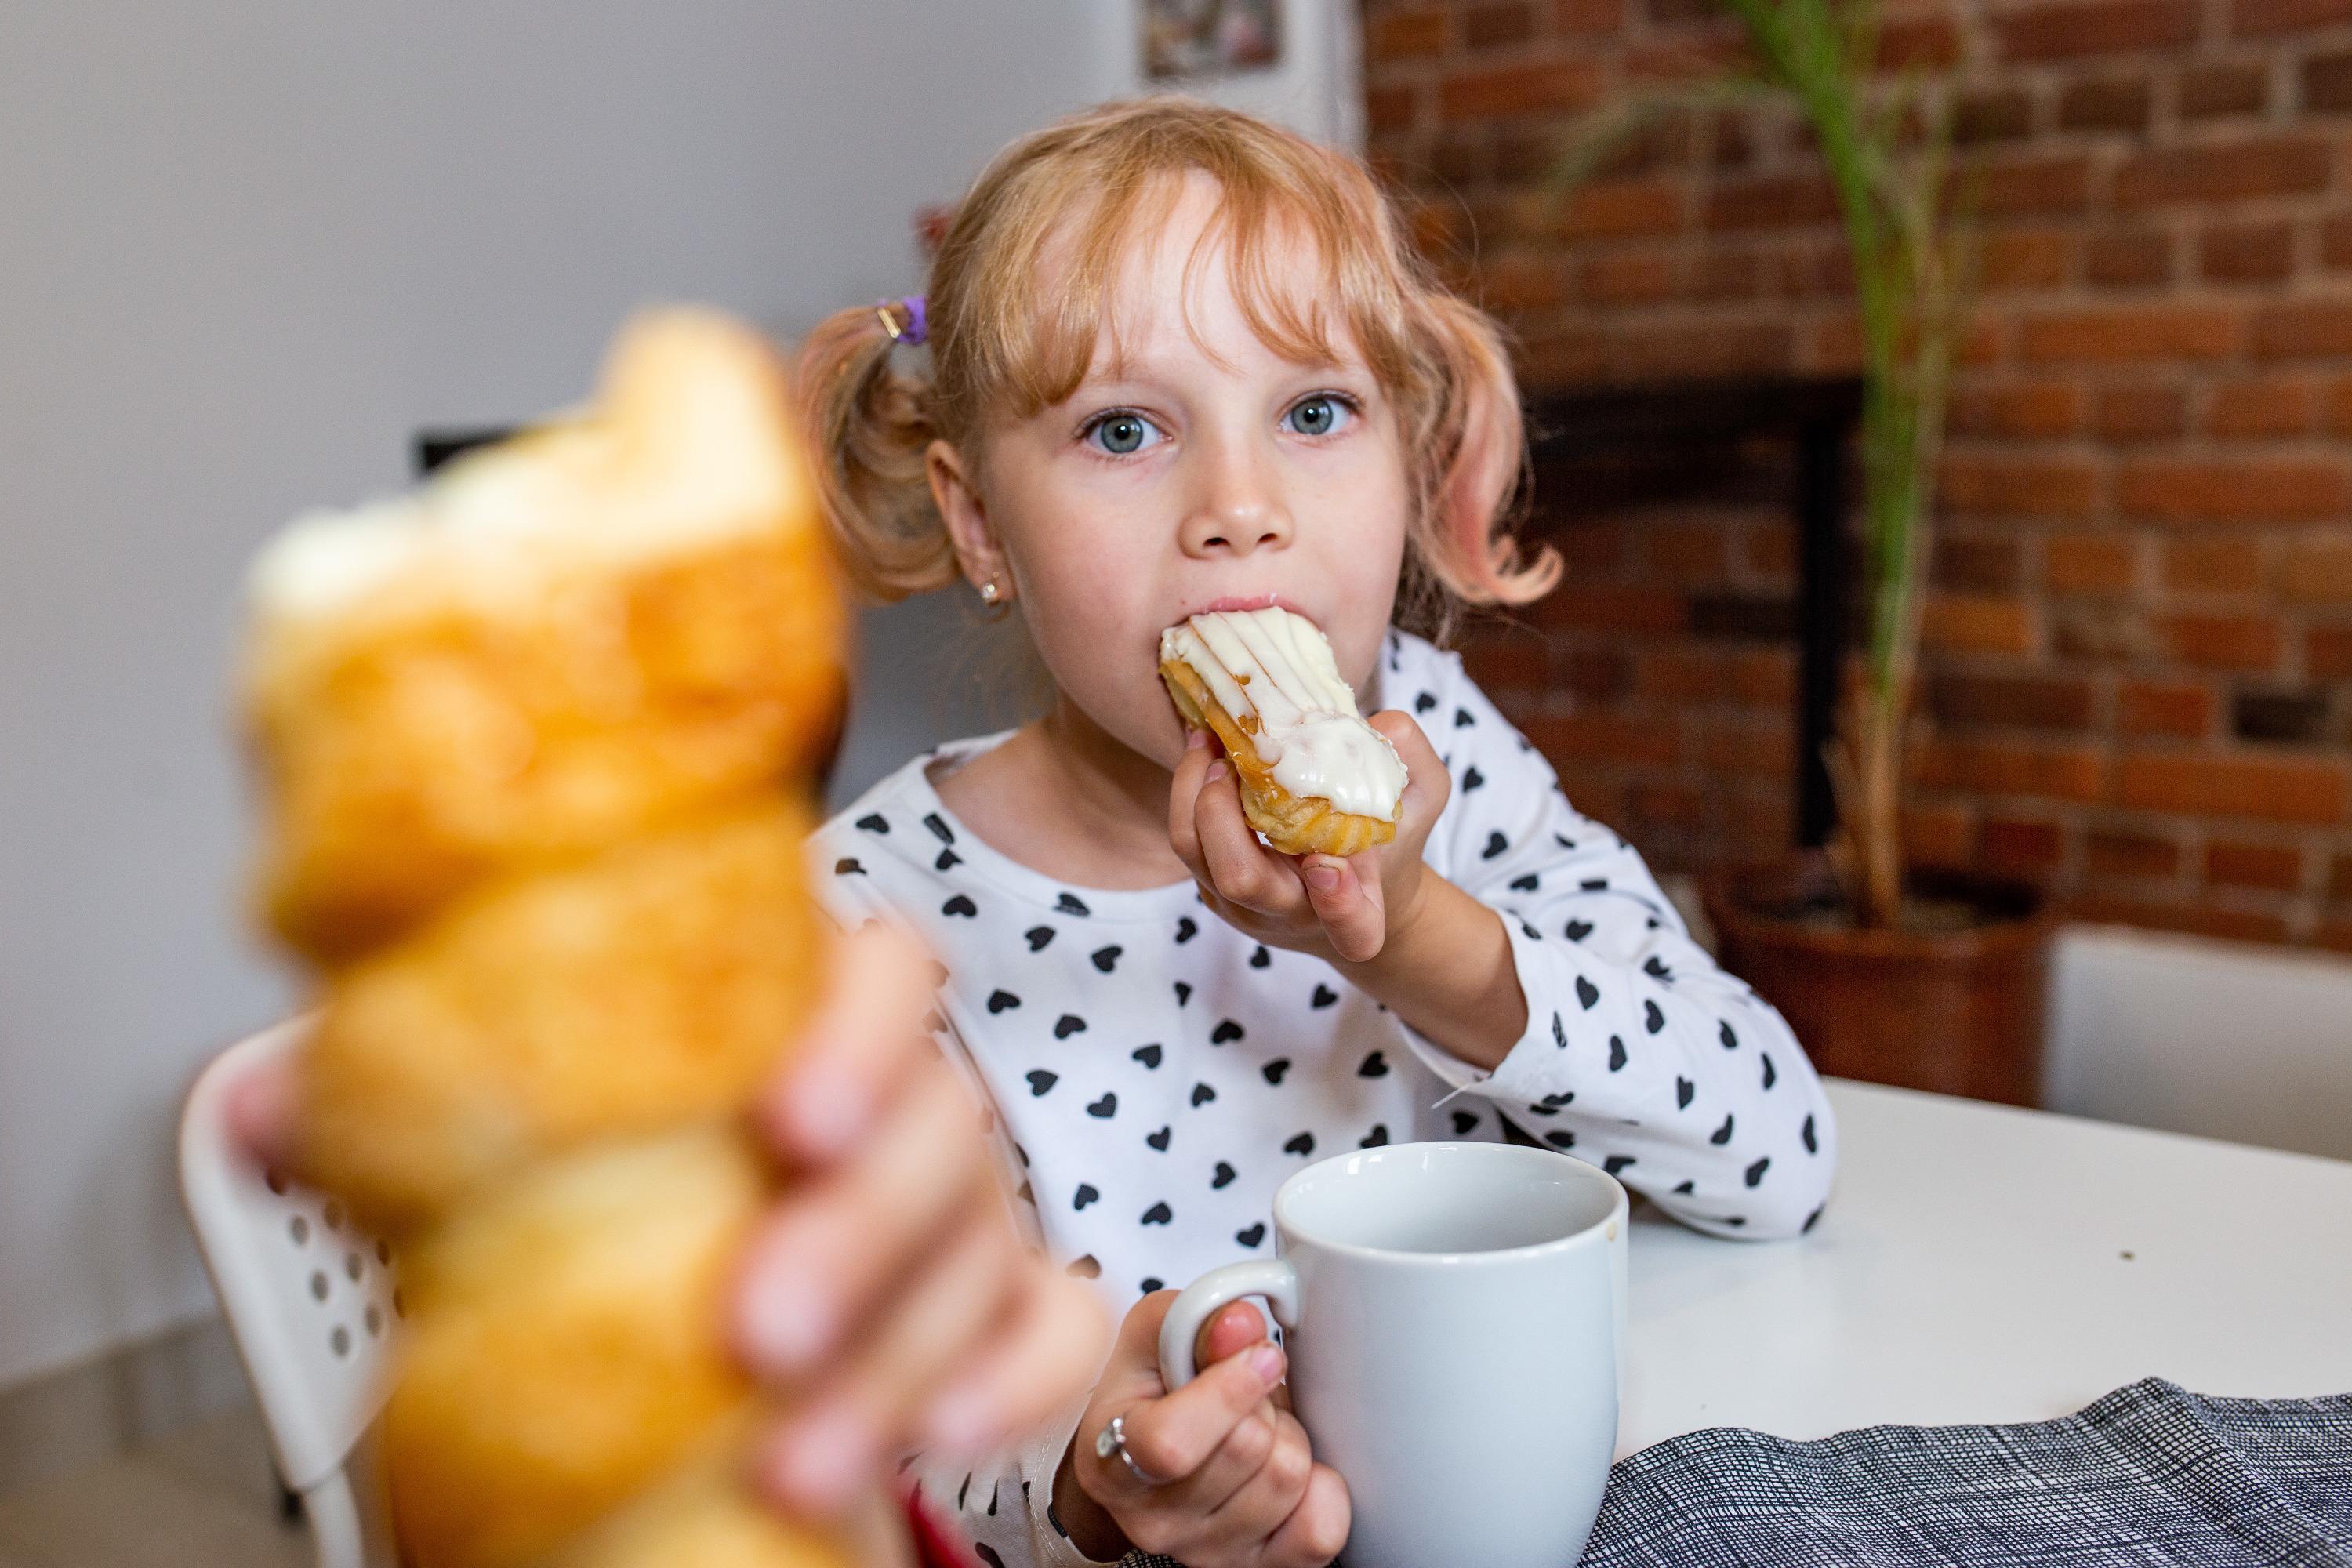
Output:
[877, 295, 927, 347]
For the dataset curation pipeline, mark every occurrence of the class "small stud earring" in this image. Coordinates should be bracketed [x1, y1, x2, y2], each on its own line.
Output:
[979, 579, 1001, 605]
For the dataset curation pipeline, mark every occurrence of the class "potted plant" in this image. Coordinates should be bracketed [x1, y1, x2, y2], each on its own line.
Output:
[1564, 0, 2055, 1103]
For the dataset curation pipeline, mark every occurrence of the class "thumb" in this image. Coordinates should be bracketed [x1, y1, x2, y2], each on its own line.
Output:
[1301, 853, 1385, 964]
[1368, 710, 1449, 852]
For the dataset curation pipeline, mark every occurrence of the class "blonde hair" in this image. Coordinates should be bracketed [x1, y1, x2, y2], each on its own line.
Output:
[796, 96, 1559, 633]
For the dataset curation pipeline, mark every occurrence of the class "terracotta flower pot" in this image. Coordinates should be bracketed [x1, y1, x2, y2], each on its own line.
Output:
[1700, 855, 2056, 1107]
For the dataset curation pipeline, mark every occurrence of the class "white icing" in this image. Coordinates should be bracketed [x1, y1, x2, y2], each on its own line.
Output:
[1160, 608, 1406, 823]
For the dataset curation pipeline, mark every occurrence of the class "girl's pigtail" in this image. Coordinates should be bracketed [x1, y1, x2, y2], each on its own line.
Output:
[1418, 292, 1561, 611]
[794, 306, 956, 601]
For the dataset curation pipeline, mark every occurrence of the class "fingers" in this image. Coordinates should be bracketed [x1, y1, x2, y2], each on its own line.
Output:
[919, 1270, 1112, 1452]
[1167, 726, 1214, 872]
[753, 922, 936, 1167]
[224, 1058, 296, 1169]
[1369, 710, 1450, 837]
[1299, 853, 1385, 964]
[1094, 1340, 1285, 1501]
[1190, 760, 1299, 914]
[1194, 1298, 1269, 1373]
[1200, 1406, 1321, 1548]
[1258, 1457, 1353, 1567]
[733, 1048, 990, 1378]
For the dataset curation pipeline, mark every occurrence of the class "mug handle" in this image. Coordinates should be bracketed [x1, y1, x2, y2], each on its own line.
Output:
[1156, 1259, 1301, 1391]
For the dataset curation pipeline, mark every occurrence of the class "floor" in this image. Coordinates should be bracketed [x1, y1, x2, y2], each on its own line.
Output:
[0, 1398, 310, 1568]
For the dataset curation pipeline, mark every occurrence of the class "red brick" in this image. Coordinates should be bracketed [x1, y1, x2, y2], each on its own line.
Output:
[1978, 229, 2077, 291]
[2019, 305, 2241, 361]
[1555, 0, 1627, 34]
[2312, 623, 2352, 677]
[2233, 0, 2352, 32]
[1877, 13, 1964, 67]
[1706, 173, 1841, 230]
[2118, 679, 2216, 736]
[1644, 519, 1732, 581]
[2116, 753, 2348, 823]
[2323, 217, 2352, 272]
[2323, 377, 2352, 434]
[1934, 533, 2028, 590]
[2053, 601, 2159, 658]
[1459, 634, 1554, 691]
[1576, 251, 1678, 305]
[1983, 817, 2068, 872]
[2281, 537, 2352, 602]
[2064, 893, 2292, 942]
[1462, 2, 1536, 49]
[2086, 228, 2173, 288]
[1955, 88, 2036, 143]
[1556, 179, 1685, 237]
[1564, 648, 1632, 700]
[2058, 75, 2152, 130]
[1903, 802, 1980, 868]
[2046, 532, 2141, 593]
[2178, 61, 2270, 117]
[1774, 241, 1856, 296]
[1928, 671, 2096, 728]
[1922, 593, 2038, 654]
[2303, 49, 2352, 109]
[1369, 10, 1446, 59]
[2250, 299, 2352, 358]
[1533, 585, 1689, 633]
[1691, 249, 1765, 299]
[1441, 61, 1607, 120]
[1700, 716, 1793, 776]
[2156, 611, 2284, 670]
[1915, 739, 2108, 800]
[1940, 453, 2103, 517]
[1367, 85, 1419, 136]
[2205, 840, 2306, 889]
[2331, 851, 2352, 898]
[1976, 155, 2094, 216]
[2088, 828, 2183, 877]
[2161, 536, 2267, 593]
[1481, 251, 1572, 312]
[2095, 384, 2190, 440]
[1946, 381, 2085, 437]
[2205, 375, 2314, 437]
[2114, 137, 2332, 207]
[2199, 220, 2295, 284]
[2115, 459, 2350, 522]
[1523, 710, 1683, 766]
[1994, 0, 2198, 58]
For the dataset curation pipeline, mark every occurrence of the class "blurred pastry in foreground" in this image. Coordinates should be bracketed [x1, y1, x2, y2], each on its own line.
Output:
[1160, 606, 1406, 858]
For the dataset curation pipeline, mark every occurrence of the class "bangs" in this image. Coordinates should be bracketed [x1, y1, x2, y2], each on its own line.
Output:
[948, 134, 1433, 426]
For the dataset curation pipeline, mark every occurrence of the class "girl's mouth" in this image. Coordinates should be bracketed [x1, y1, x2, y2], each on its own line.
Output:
[1175, 593, 1313, 623]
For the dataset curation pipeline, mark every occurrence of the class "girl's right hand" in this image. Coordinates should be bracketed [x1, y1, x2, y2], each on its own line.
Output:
[1052, 1290, 1351, 1567]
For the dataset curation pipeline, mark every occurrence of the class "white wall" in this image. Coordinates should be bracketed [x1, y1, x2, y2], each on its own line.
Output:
[0, 1, 1359, 1389]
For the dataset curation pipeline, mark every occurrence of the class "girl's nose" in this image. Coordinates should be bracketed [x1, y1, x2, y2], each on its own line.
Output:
[1178, 441, 1294, 559]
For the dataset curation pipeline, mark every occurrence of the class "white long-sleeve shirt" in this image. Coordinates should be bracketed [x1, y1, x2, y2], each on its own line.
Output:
[812, 629, 1837, 1568]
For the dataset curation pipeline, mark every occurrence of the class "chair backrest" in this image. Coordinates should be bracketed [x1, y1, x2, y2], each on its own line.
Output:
[179, 1018, 400, 1568]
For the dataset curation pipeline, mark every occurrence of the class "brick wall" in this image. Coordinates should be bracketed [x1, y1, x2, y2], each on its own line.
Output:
[1366, 0, 2352, 946]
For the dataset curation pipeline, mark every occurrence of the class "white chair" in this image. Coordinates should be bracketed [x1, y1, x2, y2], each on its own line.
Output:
[178, 1018, 400, 1568]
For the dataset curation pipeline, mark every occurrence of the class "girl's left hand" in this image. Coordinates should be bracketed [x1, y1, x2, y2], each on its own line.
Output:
[1167, 710, 1448, 966]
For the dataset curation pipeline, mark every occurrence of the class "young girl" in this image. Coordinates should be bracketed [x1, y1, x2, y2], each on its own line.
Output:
[796, 98, 1838, 1568]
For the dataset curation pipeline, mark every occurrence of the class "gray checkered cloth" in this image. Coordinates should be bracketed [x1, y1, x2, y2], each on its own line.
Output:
[1102, 1379, 2350, 1567]
[1579, 1378, 2352, 1567]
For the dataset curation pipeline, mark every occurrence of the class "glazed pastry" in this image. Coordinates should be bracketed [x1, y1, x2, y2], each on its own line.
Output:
[241, 310, 862, 1568]
[1159, 607, 1406, 858]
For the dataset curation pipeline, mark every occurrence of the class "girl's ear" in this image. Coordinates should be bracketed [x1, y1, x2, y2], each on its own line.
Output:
[926, 437, 1012, 600]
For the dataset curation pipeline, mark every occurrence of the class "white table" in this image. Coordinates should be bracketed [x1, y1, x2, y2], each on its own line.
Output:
[1617, 1078, 2352, 1458]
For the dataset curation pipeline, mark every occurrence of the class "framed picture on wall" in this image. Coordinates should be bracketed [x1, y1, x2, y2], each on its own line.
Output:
[1143, 0, 1283, 80]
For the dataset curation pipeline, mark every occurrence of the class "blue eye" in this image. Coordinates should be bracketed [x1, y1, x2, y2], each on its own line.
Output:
[1087, 411, 1163, 456]
[1283, 394, 1353, 437]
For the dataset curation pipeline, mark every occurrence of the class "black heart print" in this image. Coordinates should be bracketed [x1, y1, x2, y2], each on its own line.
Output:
[942, 893, 977, 918]
[1539, 1091, 1574, 1109]
[1564, 919, 1593, 942]
[924, 812, 955, 844]
[1603, 1155, 1635, 1175]
[1245, 946, 1268, 970]
[1414, 691, 1437, 713]
[1711, 1113, 1735, 1145]
[1509, 873, 1540, 892]
[1543, 1129, 1576, 1149]
[1761, 1053, 1777, 1091]
[1802, 1114, 1818, 1154]
[976, 1545, 1006, 1568]
[1236, 1223, 1267, 1247]
[1283, 1131, 1316, 1156]
[1054, 1015, 1087, 1039]
[1358, 1051, 1388, 1078]
[1673, 1179, 1696, 1196]
[1015, 1180, 1033, 1205]
[1263, 1058, 1291, 1085]
[1132, 1044, 1163, 1069]
[1025, 926, 1055, 952]
[1073, 1184, 1098, 1210]
[1191, 1083, 1218, 1107]
[1483, 832, 1508, 859]
[1175, 916, 1198, 943]
[1211, 1019, 1245, 1044]
[1146, 1126, 1171, 1151]
[1141, 1277, 1164, 1295]
[1644, 956, 1671, 982]
[1026, 1070, 1058, 1096]
[1360, 1124, 1390, 1147]
[856, 814, 889, 833]
[1092, 946, 1122, 973]
[1804, 1205, 1824, 1233]
[1087, 1093, 1117, 1118]
[1581, 877, 1610, 891]
[833, 858, 864, 875]
[1577, 975, 1601, 1010]
[1644, 1000, 1665, 1034]
[987, 989, 1021, 1014]
[1745, 1157, 1770, 1188]
[1056, 892, 1091, 916]
[1720, 1021, 1740, 1051]
[1142, 1202, 1173, 1225]
[935, 849, 961, 872]
[1066, 1255, 1101, 1279]
[1462, 766, 1485, 791]
[1312, 985, 1338, 1009]
[1451, 1110, 1479, 1136]
[1607, 1036, 1628, 1072]
[1454, 706, 1475, 728]
[1676, 1076, 1695, 1109]
[1174, 981, 1193, 1005]
[1212, 1161, 1236, 1189]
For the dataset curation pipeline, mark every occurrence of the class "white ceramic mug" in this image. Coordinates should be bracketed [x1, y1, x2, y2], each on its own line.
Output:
[1157, 1141, 1628, 1568]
